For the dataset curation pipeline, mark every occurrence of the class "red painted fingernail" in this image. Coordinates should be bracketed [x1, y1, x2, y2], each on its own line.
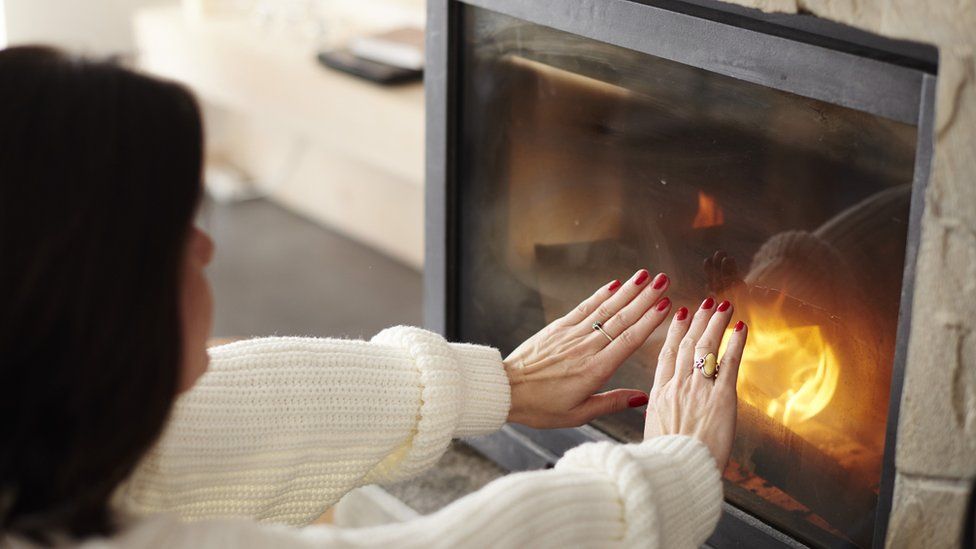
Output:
[701, 297, 715, 309]
[628, 394, 649, 408]
[608, 279, 621, 292]
[718, 300, 731, 312]
[676, 306, 688, 321]
[734, 320, 746, 332]
[652, 273, 668, 289]
[656, 297, 671, 311]
[634, 270, 650, 286]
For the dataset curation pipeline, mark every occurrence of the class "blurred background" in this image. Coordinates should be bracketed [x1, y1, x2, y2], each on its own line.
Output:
[0, 0, 427, 340]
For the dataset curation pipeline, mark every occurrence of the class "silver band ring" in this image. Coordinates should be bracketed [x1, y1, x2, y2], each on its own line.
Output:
[695, 353, 719, 378]
[592, 321, 614, 342]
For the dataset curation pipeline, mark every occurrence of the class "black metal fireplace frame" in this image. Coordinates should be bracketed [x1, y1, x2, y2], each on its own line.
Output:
[425, 1, 937, 547]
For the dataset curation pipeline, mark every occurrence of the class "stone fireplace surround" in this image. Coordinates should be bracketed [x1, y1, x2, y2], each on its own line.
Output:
[426, 0, 975, 546]
[714, 1, 976, 546]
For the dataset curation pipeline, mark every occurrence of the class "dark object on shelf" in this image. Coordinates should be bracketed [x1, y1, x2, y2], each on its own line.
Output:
[350, 27, 425, 70]
[317, 50, 422, 85]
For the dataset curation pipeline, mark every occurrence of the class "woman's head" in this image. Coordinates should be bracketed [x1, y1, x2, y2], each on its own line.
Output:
[0, 46, 210, 542]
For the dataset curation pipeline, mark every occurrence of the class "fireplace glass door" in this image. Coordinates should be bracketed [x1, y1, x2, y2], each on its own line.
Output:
[454, 6, 923, 548]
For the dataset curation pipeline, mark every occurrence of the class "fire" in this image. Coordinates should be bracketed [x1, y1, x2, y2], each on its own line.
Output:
[720, 293, 839, 427]
[692, 191, 724, 228]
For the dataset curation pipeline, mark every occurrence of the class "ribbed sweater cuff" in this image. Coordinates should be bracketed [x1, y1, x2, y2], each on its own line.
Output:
[633, 435, 723, 546]
[449, 342, 511, 437]
[556, 435, 722, 548]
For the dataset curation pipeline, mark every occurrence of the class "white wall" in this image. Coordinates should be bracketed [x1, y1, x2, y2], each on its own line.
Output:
[4, 0, 176, 55]
[3, 0, 425, 55]
[0, 0, 8, 49]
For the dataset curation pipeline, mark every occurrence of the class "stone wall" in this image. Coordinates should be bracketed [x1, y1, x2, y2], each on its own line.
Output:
[720, 0, 976, 546]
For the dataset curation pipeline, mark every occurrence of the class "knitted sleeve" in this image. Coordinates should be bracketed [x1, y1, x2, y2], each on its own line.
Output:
[116, 326, 511, 526]
[115, 435, 722, 549]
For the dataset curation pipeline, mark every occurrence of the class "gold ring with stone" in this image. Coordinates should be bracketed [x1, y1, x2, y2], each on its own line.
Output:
[695, 353, 719, 378]
[592, 321, 614, 342]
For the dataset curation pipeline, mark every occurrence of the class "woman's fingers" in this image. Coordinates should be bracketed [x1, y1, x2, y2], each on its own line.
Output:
[674, 297, 718, 383]
[717, 321, 748, 394]
[558, 279, 622, 326]
[599, 273, 669, 339]
[581, 269, 664, 333]
[653, 306, 691, 387]
[595, 295, 671, 373]
[690, 300, 735, 388]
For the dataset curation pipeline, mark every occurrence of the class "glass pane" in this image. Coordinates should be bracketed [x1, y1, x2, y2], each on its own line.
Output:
[455, 6, 918, 548]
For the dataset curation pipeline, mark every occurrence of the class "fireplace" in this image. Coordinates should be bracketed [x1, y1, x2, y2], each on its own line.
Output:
[425, 0, 940, 547]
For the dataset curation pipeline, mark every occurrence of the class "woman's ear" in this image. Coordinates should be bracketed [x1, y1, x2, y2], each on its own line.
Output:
[191, 227, 215, 266]
[178, 227, 215, 393]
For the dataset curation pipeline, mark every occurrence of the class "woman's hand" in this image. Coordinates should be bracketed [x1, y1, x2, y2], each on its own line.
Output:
[644, 297, 748, 471]
[504, 269, 672, 429]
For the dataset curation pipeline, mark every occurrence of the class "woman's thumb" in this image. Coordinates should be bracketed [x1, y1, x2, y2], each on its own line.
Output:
[575, 389, 648, 423]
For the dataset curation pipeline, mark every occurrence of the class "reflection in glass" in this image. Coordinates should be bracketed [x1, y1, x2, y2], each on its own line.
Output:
[455, 7, 917, 548]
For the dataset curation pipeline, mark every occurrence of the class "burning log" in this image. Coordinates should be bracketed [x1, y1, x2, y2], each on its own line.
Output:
[727, 283, 889, 452]
[733, 400, 878, 547]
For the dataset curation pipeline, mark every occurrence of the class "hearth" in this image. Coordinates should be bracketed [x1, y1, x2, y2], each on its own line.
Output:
[425, 1, 938, 547]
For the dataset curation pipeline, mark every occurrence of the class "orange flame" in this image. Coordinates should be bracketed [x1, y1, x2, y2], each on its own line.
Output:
[693, 191, 725, 228]
[720, 293, 839, 427]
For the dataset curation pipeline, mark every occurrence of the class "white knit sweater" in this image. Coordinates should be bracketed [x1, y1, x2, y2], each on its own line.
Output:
[8, 326, 723, 548]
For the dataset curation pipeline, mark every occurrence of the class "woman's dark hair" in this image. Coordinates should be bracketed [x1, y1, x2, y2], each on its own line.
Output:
[0, 46, 204, 542]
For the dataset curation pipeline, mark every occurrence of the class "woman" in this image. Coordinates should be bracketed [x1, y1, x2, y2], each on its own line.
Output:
[0, 46, 748, 548]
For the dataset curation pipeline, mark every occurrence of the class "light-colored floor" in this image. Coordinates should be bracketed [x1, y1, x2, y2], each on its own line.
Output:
[200, 198, 504, 516]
